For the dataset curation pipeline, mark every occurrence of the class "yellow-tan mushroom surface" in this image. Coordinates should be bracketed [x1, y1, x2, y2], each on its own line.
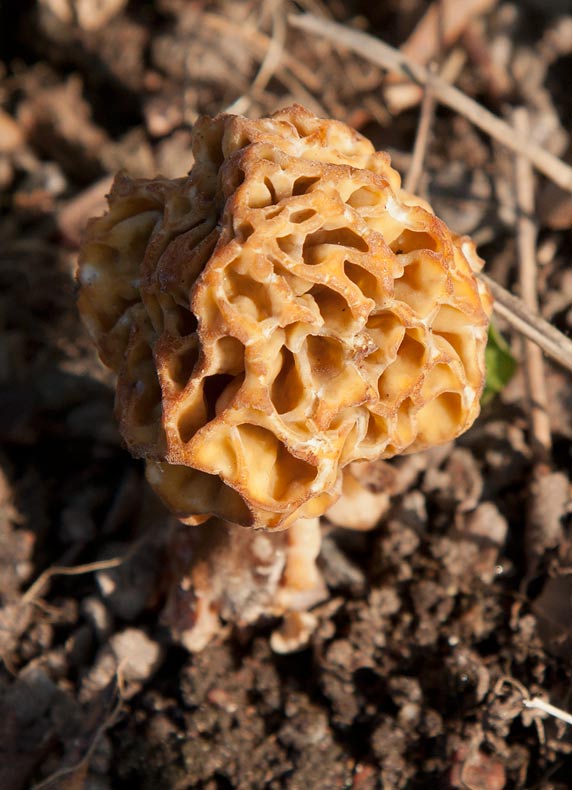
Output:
[78, 105, 493, 529]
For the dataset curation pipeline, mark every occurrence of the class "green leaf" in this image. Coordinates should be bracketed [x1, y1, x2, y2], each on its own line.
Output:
[482, 323, 517, 405]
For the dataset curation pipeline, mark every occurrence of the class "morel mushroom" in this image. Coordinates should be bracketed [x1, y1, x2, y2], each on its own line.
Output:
[78, 105, 492, 534]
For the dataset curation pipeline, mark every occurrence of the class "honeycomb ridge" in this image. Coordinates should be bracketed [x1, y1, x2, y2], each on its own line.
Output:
[78, 105, 492, 529]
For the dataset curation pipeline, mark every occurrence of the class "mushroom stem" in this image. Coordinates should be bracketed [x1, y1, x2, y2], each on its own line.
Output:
[277, 516, 326, 608]
[325, 463, 392, 531]
[162, 516, 327, 653]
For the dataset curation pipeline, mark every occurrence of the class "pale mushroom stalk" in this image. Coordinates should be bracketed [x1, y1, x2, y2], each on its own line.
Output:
[161, 516, 327, 652]
[77, 106, 492, 652]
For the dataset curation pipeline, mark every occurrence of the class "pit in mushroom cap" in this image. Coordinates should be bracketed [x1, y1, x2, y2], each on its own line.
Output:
[78, 105, 493, 530]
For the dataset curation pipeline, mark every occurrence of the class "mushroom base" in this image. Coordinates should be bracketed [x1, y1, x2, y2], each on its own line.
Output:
[160, 459, 396, 653]
[161, 515, 327, 653]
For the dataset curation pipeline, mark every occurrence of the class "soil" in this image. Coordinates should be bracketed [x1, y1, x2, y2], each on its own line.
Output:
[1, 1, 572, 788]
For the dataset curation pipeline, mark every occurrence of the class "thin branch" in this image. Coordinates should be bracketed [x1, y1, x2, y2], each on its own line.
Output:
[251, 0, 287, 95]
[404, 64, 437, 194]
[514, 108, 552, 462]
[516, 110, 541, 317]
[523, 697, 572, 727]
[229, 0, 287, 114]
[400, 0, 498, 68]
[494, 676, 572, 729]
[203, 12, 321, 93]
[288, 13, 572, 191]
[479, 272, 572, 374]
[21, 557, 124, 606]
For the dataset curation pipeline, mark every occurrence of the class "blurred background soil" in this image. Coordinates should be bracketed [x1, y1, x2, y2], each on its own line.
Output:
[1, 1, 572, 787]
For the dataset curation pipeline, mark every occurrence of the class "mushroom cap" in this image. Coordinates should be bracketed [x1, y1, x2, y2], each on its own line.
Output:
[78, 105, 492, 529]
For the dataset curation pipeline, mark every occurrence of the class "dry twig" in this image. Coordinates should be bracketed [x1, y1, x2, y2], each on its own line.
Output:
[514, 108, 552, 462]
[400, 0, 498, 68]
[404, 64, 437, 194]
[228, 0, 287, 115]
[251, 0, 287, 95]
[383, 0, 496, 113]
[494, 676, 572, 744]
[21, 557, 124, 607]
[202, 11, 324, 102]
[384, 44, 467, 115]
[479, 273, 572, 375]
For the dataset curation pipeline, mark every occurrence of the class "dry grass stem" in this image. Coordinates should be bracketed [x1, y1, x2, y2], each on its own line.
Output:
[289, 13, 572, 191]
[495, 677, 572, 731]
[400, 0, 498, 68]
[514, 107, 552, 461]
[479, 273, 572, 374]
[21, 557, 124, 606]
[523, 697, 572, 728]
[229, 0, 286, 114]
[404, 64, 437, 194]
[251, 0, 287, 95]
[386, 46, 467, 115]
[203, 12, 321, 94]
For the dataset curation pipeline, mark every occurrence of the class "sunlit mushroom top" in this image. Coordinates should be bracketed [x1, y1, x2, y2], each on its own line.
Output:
[78, 105, 493, 529]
